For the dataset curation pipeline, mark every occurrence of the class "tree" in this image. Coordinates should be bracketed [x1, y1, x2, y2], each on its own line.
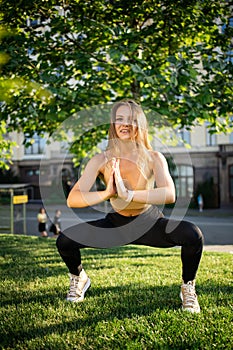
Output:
[0, 0, 232, 164]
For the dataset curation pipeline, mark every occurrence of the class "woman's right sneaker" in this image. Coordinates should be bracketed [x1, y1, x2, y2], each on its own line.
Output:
[66, 269, 91, 302]
[180, 280, 200, 313]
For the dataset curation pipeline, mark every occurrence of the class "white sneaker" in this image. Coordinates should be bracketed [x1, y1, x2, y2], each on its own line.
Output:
[66, 270, 91, 302]
[180, 280, 200, 313]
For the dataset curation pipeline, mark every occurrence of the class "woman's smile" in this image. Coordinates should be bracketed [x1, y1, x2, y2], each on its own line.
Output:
[115, 105, 138, 139]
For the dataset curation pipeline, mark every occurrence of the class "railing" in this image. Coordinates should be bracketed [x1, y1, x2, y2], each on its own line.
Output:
[219, 144, 233, 153]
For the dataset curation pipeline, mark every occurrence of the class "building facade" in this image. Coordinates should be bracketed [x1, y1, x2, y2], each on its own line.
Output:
[8, 131, 74, 200]
[3, 124, 233, 209]
[153, 123, 233, 208]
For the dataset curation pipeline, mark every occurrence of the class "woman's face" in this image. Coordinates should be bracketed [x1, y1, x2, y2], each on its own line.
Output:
[114, 105, 138, 140]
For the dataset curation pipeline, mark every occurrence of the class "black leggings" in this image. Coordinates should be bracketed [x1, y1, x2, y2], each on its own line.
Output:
[56, 206, 204, 283]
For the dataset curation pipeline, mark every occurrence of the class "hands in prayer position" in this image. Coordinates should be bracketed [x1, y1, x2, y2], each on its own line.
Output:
[111, 158, 134, 203]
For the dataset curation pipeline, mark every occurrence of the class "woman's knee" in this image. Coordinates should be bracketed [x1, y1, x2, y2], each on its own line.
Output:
[56, 233, 73, 252]
[56, 232, 86, 253]
[183, 221, 204, 245]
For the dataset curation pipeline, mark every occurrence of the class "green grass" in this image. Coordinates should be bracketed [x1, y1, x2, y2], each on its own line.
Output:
[0, 234, 232, 350]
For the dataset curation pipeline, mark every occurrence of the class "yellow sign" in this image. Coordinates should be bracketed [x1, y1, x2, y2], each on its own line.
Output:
[13, 195, 28, 204]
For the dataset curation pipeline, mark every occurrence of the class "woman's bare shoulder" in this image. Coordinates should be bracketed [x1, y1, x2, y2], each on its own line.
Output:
[92, 152, 106, 162]
[149, 150, 166, 162]
[86, 152, 106, 169]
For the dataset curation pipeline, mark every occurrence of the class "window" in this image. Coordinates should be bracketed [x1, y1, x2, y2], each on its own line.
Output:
[26, 18, 41, 27]
[230, 133, 233, 143]
[229, 117, 233, 143]
[24, 133, 46, 155]
[222, 17, 233, 63]
[177, 128, 191, 146]
[173, 165, 194, 198]
[26, 170, 34, 176]
[229, 165, 233, 200]
[25, 169, 40, 177]
[205, 123, 217, 146]
[206, 131, 217, 146]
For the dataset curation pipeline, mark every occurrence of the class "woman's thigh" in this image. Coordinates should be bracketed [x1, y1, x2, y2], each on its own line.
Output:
[132, 217, 203, 248]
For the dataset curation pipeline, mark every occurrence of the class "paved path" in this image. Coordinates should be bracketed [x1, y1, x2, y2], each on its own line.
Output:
[203, 245, 233, 253]
[11, 202, 233, 251]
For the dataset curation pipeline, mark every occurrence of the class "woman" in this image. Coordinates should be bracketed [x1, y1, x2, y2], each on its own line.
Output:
[56, 99, 203, 313]
[37, 207, 48, 237]
[50, 209, 62, 236]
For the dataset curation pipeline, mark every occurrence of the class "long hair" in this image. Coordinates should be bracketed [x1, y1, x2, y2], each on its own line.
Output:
[106, 99, 153, 178]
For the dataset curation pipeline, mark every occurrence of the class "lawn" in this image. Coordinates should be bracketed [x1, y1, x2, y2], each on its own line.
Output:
[0, 234, 232, 350]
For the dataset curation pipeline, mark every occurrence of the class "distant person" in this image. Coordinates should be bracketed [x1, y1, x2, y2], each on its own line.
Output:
[197, 194, 204, 212]
[37, 207, 48, 237]
[50, 209, 62, 236]
[56, 99, 203, 313]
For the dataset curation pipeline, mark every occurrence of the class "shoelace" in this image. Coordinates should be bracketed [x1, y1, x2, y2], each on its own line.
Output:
[68, 276, 81, 297]
[182, 283, 197, 307]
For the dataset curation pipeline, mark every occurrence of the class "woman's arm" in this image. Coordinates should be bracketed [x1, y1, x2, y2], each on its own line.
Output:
[132, 151, 176, 205]
[67, 154, 116, 208]
[113, 152, 176, 205]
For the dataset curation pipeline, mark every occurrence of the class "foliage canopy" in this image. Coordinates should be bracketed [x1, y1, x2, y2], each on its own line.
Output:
[0, 0, 232, 163]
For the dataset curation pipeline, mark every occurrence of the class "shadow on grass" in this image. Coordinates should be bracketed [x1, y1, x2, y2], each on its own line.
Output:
[0, 234, 180, 281]
[1, 281, 232, 348]
[1, 234, 232, 349]
[1, 283, 180, 346]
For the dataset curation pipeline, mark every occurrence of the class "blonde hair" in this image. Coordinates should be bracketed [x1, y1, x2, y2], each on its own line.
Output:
[106, 99, 153, 178]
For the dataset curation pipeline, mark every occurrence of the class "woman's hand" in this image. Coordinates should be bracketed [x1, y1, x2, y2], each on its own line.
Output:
[112, 158, 134, 202]
[105, 166, 117, 199]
